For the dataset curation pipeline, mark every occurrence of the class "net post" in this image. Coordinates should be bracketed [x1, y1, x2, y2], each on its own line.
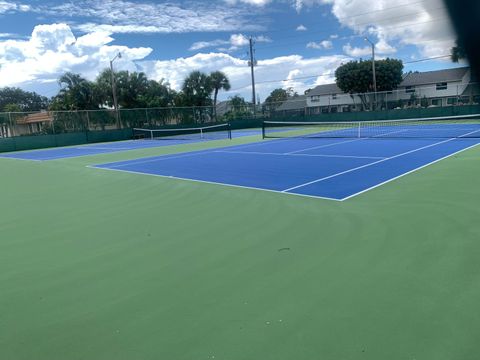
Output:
[228, 123, 232, 139]
[262, 121, 265, 139]
[357, 122, 361, 138]
[200, 128, 203, 139]
[150, 129, 154, 140]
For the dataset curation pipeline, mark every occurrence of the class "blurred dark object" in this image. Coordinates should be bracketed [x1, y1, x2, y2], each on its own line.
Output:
[444, 0, 480, 80]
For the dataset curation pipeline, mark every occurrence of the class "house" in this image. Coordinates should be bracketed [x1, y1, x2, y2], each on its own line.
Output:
[216, 100, 254, 118]
[14, 111, 53, 135]
[305, 67, 478, 114]
[275, 95, 307, 116]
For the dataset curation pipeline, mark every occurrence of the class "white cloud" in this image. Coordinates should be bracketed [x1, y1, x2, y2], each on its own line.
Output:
[230, 34, 250, 47]
[34, 0, 264, 34]
[343, 37, 397, 57]
[0, 24, 151, 88]
[139, 52, 349, 101]
[296, 24, 308, 31]
[0, 1, 30, 13]
[190, 40, 230, 51]
[342, 44, 371, 57]
[224, 0, 272, 5]
[293, 0, 324, 12]
[189, 34, 270, 52]
[0, 23, 348, 101]
[0, 1, 15, 13]
[307, 40, 333, 50]
[375, 38, 397, 54]
[324, 0, 455, 58]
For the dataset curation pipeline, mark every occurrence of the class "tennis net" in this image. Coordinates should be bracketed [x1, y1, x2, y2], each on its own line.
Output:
[263, 114, 480, 139]
[134, 123, 232, 141]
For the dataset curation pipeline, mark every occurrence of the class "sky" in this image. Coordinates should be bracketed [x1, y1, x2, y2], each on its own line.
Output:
[0, 0, 465, 102]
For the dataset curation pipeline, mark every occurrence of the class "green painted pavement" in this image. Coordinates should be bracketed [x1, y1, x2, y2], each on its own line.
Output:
[1, 138, 479, 360]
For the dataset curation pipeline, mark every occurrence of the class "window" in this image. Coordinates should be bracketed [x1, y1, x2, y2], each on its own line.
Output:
[321, 107, 329, 114]
[431, 99, 442, 106]
[447, 97, 457, 105]
[330, 107, 338, 113]
[332, 94, 337, 100]
[436, 82, 448, 91]
[405, 86, 415, 93]
[311, 95, 320, 102]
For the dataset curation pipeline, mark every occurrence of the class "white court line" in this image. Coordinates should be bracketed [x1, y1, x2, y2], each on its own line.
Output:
[104, 151, 210, 168]
[75, 146, 134, 151]
[87, 165, 342, 202]
[340, 141, 480, 201]
[285, 128, 411, 155]
[214, 150, 385, 160]
[0, 156, 43, 162]
[88, 135, 480, 202]
[286, 138, 363, 154]
[282, 129, 480, 193]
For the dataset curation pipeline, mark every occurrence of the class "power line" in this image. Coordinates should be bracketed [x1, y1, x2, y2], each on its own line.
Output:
[256, 15, 450, 52]
[256, 5, 448, 49]
[256, 0, 442, 36]
[228, 54, 453, 92]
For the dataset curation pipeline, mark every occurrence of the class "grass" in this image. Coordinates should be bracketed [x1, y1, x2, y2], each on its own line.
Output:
[1, 136, 480, 360]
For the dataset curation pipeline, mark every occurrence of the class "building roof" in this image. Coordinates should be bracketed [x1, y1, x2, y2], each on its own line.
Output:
[400, 67, 470, 87]
[17, 111, 53, 124]
[276, 95, 307, 111]
[307, 83, 342, 97]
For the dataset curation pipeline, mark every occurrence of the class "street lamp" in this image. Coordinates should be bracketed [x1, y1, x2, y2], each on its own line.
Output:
[110, 52, 122, 128]
[364, 37, 377, 110]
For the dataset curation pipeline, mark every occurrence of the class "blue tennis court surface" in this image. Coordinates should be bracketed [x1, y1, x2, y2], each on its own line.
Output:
[91, 132, 480, 201]
[0, 128, 262, 161]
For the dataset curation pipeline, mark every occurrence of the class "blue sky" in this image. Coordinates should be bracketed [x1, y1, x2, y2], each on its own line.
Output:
[0, 0, 464, 102]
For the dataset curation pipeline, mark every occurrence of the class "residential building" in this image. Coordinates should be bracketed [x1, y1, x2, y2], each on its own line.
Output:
[304, 67, 478, 114]
[274, 95, 307, 116]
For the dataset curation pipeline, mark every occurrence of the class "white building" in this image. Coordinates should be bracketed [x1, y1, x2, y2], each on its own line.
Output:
[304, 67, 477, 114]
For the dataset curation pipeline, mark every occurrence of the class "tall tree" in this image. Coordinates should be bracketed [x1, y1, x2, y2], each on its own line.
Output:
[116, 71, 149, 108]
[264, 88, 289, 112]
[335, 58, 403, 109]
[0, 87, 49, 111]
[140, 79, 176, 108]
[223, 95, 250, 120]
[182, 71, 213, 107]
[209, 71, 231, 120]
[51, 72, 97, 110]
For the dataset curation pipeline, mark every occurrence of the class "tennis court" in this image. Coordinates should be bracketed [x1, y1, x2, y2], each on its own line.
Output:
[2, 114, 480, 360]
[92, 117, 480, 201]
[0, 124, 259, 161]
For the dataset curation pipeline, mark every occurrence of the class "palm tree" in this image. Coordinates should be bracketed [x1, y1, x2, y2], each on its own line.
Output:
[57, 72, 96, 110]
[209, 71, 231, 121]
[182, 71, 213, 107]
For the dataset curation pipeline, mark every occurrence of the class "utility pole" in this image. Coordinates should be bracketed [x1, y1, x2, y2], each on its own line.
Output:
[248, 37, 257, 115]
[364, 38, 377, 110]
[110, 52, 122, 128]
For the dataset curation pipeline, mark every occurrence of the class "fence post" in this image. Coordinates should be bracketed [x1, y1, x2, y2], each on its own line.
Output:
[52, 112, 56, 135]
[85, 111, 90, 142]
[8, 112, 15, 137]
